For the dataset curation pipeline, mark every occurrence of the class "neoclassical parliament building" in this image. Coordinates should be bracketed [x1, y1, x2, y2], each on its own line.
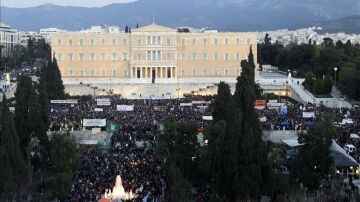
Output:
[51, 23, 258, 83]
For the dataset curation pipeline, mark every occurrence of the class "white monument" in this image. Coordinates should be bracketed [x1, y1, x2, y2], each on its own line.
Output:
[103, 175, 137, 200]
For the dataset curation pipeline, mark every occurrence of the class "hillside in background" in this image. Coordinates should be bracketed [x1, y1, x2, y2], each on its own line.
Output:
[307, 15, 360, 34]
[1, 0, 360, 32]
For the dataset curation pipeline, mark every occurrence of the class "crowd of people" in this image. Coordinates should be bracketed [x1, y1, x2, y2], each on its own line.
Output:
[48, 94, 360, 201]
[49, 95, 212, 201]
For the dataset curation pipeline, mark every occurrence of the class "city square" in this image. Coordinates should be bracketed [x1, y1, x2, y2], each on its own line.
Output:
[1, 1, 360, 201]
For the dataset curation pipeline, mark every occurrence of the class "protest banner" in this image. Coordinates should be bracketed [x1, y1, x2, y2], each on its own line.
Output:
[116, 105, 134, 111]
[83, 119, 106, 127]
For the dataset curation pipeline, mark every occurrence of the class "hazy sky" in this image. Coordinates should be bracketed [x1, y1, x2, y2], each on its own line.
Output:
[1, 0, 136, 8]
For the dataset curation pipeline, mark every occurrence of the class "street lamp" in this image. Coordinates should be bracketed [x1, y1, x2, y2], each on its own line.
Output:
[334, 67, 338, 87]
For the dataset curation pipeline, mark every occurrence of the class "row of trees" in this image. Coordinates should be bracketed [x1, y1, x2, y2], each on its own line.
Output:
[303, 73, 333, 96]
[158, 48, 272, 201]
[259, 34, 360, 99]
[159, 47, 336, 200]
[0, 46, 73, 200]
[0, 38, 51, 70]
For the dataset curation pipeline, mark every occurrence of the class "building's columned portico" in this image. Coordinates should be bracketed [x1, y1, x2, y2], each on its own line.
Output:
[130, 66, 177, 79]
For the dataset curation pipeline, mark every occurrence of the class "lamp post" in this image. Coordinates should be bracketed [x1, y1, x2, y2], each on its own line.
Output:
[334, 67, 338, 87]
[176, 77, 180, 100]
[87, 84, 98, 100]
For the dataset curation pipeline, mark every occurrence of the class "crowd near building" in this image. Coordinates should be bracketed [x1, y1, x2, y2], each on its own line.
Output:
[258, 27, 360, 46]
[50, 23, 258, 81]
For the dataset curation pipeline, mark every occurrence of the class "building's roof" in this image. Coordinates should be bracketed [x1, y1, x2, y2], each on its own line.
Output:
[132, 23, 176, 33]
[282, 139, 359, 168]
[282, 138, 304, 147]
[330, 140, 359, 167]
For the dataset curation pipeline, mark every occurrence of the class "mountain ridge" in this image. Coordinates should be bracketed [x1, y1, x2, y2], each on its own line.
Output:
[1, 0, 359, 32]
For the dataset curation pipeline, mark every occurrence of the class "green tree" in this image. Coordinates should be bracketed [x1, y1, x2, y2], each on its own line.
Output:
[27, 37, 35, 64]
[338, 62, 360, 99]
[35, 71, 51, 168]
[233, 47, 271, 200]
[313, 79, 325, 95]
[0, 95, 29, 200]
[323, 74, 333, 94]
[48, 132, 79, 200]
[264, 33, 271, 45]
[46, 57, 65, 100]
[303, 72, 316, 91]
[213, 82, 234, 123]
[14, 75, 39, 185]
[292, 114, 334, 191]
[167, 163, 194, 202]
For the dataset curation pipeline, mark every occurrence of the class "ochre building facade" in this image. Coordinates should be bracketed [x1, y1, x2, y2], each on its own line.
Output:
[51, 23, 258, 82]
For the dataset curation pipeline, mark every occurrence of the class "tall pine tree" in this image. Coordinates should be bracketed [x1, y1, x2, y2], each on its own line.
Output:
[14, 75, 39, 187]
[46, 57, 65, 100]
[208, 82, 240, 200]
[0, 95, 29, 200]
[233, 47, 271, 200]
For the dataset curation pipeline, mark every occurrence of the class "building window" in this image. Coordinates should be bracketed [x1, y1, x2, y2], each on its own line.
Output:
[79, 39, 84, 46]
[236, 53, 240, 61]
[224, 53, 229, 61]
[181, 38, 185, 45]
[101, 53, 106, 61]
[157, 51, 161, 60]
[203, 69, 208, 75]
[247, 38, 251, 44]
[137, 53, 142, 60]
[68, 39, 73, 45]
[79, 53, 84, 61]
[101, 69, 106, 77]
[68, 53, 73, 61]
[102, 39, 105, 45]
[57, 54, 62, 61]
[90, 53, 95, 61]
[112, 69, 117, 77]
[112, 53, 117, 60]
[181, 53, 186, 60]
[224, 69, 229, 75]
[192, 38, 196, 45]
[152, 36, 156, 45]
[236, 38, 240, 45]
[203, 38, 207, 45]
[225, 38, 229, 45]
[167, 53, 171, 60]
[203, 53, 208, 60]
[213, 53, 218, 60]
[57, 39, 62, 45]
[124, 69, 128, 76]
[90, 39, 95, 46]
[157, 36, 161, 44]
[80, 69, 84, 77]
[91, 69, 95, 76]
[147, 51, 151, 60]
[152, 51, 156, 60]
[69, 69, 74, 76]
[137, 38, 141, 45]
[192, 69, 196, 75]
[123, 53, 128, 60]
[181, 69, 186, 76]
[167, 38, 171, 45]
[236, 69, 241, 75]
[192, 53, 197, 61]
[112, 38, 116, 45]
[214, 38, 218, 45]
[147, 36, 151, 45]
[123, 38, 127, 45]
